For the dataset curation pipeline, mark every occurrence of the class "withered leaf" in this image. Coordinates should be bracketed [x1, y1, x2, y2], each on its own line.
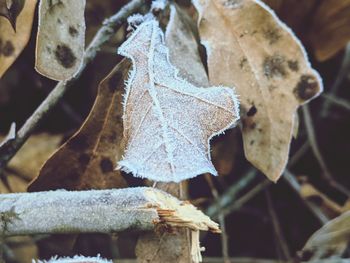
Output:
[0, 0, 37, 78]
[308, 0, 350, 61]
[28, 60, 130, 191]
[117, 18, 239, 183]
[263, 0, 350, 61]
[301, 210, 350, 260]
[194, 0, 323, 182]
[0, 0, 25, 31]
[35, 0, 86, 81]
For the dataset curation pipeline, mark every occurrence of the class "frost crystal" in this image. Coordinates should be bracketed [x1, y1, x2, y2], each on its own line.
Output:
[117, 17, 239, 182]
[34, 255, 111, 263]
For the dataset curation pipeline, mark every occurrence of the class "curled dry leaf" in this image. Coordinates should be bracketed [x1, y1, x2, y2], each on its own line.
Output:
[0, 0, 37, 78]
[193, 0, 323, 182]
[264, 0, 350, 61]
[28, 60, 130, 191]
[308, 0, 350, 61]
[301, 210, 350, 260]
[0, 0, 25, 30]
[117, 17, 239, 183]
[35, 0, 86, 81]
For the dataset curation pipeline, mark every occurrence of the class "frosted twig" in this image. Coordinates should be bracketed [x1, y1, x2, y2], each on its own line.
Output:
[302, 105, 350, 197]
[0, 187, 220, 237]
[206, 169, 258, 217]
[0, 0, 147, 174]
[283, 169, 329, 224]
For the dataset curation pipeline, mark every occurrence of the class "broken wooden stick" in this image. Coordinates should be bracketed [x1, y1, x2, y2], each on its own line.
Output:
[0, 187, 220, 236]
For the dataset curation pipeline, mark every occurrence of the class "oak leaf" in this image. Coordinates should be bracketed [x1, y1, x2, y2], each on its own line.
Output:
[0, 0, 37, 78]
[28, 60, 130, 191]
[117, 18, 239, 183]
[194, 0, 323, 182]
[35, 0, 86, 81]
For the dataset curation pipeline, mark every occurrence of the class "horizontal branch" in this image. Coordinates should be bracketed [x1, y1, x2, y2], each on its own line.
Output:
[0, 187, 220, 236]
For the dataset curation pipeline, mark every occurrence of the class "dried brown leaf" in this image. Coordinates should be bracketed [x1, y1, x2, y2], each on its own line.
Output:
[28, 60, 130, 191]
[0, 0, 37, 78]
[264, 0, 350, 61]
[308, 0, 350, 61]
[35, 0, 86, 80]
[194, 0, 323, 182]
[8, 133, 63, 180]
[0, 0, 25, 30]
[301, 210, 350, 260]
[117, 17, 239, 182]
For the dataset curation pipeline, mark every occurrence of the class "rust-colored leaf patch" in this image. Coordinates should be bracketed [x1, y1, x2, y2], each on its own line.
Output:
[28, 60, 130, 191]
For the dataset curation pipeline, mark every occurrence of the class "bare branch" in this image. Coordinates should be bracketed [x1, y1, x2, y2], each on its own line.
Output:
[0, 187, 219, 237]
[302, 105, 350, 197]
[283, 169, 329, 224]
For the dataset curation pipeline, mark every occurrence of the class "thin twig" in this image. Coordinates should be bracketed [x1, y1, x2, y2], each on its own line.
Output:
[0, 0, 147, 173]
[321, 93, 350, 112]
[206, 169, 258, 217]
[302, 105, 350, 197]
[220, 180, 271, 217]
[288, 141, 310, 168]
[283, 169, 329, 224]
[321, 43, 350, 117]
[265, 189, 291, 261]
[205, 174, 230, 263]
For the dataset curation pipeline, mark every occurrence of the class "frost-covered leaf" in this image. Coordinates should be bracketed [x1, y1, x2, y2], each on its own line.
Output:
[301, 210, 350, 260]
[117, 17, 239, 183]
[136, 6, 207, 263]
[194, 0, 323, 182]
[35, 0, 86, 81]
[28, 61, 130, 191]
[0, 0, 37, 78]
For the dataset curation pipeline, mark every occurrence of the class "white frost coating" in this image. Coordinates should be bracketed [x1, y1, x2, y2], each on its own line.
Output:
[253, 0, 324, 97]
[34, 255, 111, 263]
[0, 187, 161, 236]
[117, 17, 240, 182]
[151, 0, 167, 10]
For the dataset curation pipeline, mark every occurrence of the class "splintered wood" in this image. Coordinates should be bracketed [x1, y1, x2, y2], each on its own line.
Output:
[35, 0, 86, 80]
